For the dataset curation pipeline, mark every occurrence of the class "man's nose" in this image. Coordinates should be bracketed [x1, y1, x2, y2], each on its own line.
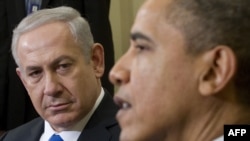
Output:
[109, 55, 130, 86]
[43, 72, 62, 96]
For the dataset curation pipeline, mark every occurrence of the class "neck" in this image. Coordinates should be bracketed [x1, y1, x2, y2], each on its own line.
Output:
[164, 96, 250, 141]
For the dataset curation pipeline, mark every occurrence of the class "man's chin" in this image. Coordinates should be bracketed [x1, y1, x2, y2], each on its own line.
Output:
[119, 128, 144, 141]
[47, 115, 77, 129]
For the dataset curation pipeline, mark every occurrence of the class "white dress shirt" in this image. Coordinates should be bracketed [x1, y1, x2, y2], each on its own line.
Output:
[214, 136, 224, 141]
[39, 88, 105, 141]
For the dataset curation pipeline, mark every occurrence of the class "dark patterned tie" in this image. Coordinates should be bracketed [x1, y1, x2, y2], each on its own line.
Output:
[26, 0, 42, 15]
[49, 134, 64, 141]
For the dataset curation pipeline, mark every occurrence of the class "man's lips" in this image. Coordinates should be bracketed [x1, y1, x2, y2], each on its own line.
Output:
[114, 96, 133, 126]
[114, 96, 131, 110]
[47, 102, 71, 111]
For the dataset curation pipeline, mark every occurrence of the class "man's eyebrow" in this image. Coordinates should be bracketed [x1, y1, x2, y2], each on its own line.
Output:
[130, 32, 152, 42]
[26, 66, 40, 72]
[25, 56, 74, 72]
[51, 55, 74, 65]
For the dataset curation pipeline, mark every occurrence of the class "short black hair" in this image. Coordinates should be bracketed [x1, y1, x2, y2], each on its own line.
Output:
[166, 0, 250, 106]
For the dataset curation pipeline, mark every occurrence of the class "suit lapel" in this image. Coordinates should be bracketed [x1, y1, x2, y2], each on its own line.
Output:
[78, 125, 111, 140]
[29, 118, 44, 140]
[77, 91, 119, 140]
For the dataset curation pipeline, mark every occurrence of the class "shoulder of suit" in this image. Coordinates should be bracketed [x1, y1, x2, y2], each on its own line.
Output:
[0, 117, 43, 140]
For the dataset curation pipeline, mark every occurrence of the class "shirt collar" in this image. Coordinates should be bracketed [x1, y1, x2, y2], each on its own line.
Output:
[213, 136, 224, 141]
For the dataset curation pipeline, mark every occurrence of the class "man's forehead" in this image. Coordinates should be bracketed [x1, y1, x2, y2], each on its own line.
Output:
[134, 0, 173, 26]
[132, 0, 172, 35]
[140, 0, 172, 13]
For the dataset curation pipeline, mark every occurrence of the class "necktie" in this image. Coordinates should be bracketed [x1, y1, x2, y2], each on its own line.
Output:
[26, 0, 42, 15]
[49, 134, 64, 141]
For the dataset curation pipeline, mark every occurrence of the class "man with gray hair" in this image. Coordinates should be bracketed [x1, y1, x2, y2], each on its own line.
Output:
[0, 6, 120, 141]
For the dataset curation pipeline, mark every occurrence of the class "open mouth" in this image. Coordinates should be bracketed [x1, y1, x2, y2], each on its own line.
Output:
[114, 96, 131, 110]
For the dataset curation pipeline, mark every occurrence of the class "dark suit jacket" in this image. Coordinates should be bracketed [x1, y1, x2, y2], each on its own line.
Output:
[0, 92, 120, 141]
[0, 0, 114, 130]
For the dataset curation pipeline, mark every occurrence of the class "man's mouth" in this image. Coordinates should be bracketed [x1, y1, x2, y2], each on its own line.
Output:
[114, 96, 131, 110]
[121, 102, 131, 109]
[48, 102, 71, 111]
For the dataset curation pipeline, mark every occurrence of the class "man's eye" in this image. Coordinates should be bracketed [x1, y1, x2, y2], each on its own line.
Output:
[135, 44, 149, 52]
[59, 63, 70, 69]
[57, 63, 72, 72]
[136, 45, 145, 50]
[28, 70, 42, 78]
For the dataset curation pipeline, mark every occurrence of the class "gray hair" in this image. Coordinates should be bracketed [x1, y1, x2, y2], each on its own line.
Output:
[12, 6, 94, 66]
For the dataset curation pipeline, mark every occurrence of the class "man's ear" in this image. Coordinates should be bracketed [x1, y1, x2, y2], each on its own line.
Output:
[16, 67, 27, 87]
[91, 43, 105, 78]
[198, 46, 236, 96]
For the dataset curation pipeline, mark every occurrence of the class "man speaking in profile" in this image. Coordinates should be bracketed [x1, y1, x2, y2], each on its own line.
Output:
[109, 0, 250, 141]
